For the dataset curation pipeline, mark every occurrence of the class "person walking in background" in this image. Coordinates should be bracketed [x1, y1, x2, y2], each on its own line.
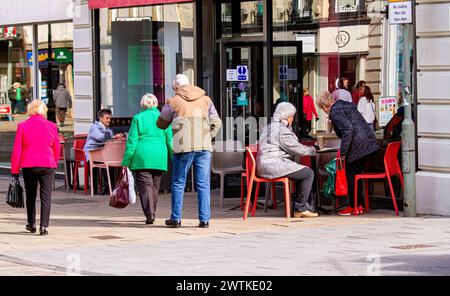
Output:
[316, 92, 380, 216]
[157, 74, 222, 229]
[122, 94, 173, 225]
[54, 83, 72, 127]
[352, 80, 366, 105]
[357, 86, 376, 131]
[302, 88, 319, 138]
[331, 77, 352, 103]
[11, 100, 60, 236]
[8, 82, 28, 114]
[257, 102, 318, 218]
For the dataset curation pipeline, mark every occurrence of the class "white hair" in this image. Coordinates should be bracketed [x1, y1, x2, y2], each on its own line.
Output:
[173, 74, 190, 89]
[140, 93, 158, 109]
[273, 102, 297, 122]
[316, 91, 333, 108]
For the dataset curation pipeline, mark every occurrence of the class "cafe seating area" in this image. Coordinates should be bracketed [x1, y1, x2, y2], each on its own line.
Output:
[58, 130, 404, 218]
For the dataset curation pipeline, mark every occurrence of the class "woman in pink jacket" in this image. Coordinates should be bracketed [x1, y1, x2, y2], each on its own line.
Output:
[11, 100, 60, 236]
[302, 88, 319, 138]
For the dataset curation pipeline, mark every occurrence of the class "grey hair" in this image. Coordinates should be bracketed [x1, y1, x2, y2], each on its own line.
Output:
[316, 91, 333, 108]
[173, 74, 190, 88]
[273, 102, 297, 121]
[140, 93, 158, 109]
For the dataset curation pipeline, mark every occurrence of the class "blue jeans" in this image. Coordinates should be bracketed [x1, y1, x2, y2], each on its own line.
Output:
[171, 151, 212, 223]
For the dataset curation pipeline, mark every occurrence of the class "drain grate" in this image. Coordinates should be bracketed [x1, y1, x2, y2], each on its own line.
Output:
[391, 244, 434, 250]
[91, 235, 122, 240]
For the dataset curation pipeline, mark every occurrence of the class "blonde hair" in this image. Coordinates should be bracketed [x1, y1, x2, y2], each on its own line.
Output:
[316, 91, 334, 109]
[140, 93, 158, 109]
[27, 99, 48, 116]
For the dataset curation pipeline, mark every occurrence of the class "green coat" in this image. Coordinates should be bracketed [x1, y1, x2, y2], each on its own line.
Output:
[122, 108, 172, 171]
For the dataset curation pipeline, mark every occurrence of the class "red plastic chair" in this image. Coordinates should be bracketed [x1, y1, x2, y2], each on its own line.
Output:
[240, 172, 247, 211]
[58, 134, 65, 161]
[243, 145, 291, 220]
[73, 137, 88, 194]
[354, 141, 404, 216]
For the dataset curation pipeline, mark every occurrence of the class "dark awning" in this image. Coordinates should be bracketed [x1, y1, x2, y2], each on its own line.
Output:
[88, 0, 192, 9]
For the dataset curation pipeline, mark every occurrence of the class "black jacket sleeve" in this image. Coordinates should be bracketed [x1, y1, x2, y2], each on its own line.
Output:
[329, 110, 354, 158]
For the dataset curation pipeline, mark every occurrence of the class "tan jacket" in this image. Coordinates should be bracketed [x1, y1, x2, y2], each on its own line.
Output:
[157, 85, 222, 154]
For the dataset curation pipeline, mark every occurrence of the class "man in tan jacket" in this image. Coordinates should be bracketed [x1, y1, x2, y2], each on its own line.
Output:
[157, 74, 222, 229]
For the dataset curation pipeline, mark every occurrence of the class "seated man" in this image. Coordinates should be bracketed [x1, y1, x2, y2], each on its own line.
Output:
[84, 109, 124, 194]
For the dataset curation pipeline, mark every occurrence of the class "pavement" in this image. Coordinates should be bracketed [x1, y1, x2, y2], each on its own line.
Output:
[1, 177, 450, 276]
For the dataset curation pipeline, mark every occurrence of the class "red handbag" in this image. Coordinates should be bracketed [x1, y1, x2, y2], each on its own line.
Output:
[335, 150, 348, 196]
[109, 168, 129, 209]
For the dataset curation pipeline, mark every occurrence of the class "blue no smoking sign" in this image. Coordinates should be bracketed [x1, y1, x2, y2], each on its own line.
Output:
[237, 65, 248, 81]
[279, 65, 288, 80]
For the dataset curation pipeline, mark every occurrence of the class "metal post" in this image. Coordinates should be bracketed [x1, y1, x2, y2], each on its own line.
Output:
[401, 7, 417, 217]
[401, 101, 416, 217]
[46, 23, 56, 123]
[32, 24, 39, 101]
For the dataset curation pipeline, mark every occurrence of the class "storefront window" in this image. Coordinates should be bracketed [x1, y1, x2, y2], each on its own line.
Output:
[220, 1, 264, 37]
[99, 3, 195, 117]
[0, 22, 74, 167]
[335, 0, 360, 13]
[0, 26, 32, 118]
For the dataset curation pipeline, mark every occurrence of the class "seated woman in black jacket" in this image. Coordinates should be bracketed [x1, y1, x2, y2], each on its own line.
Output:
[316, 91, 380, 216]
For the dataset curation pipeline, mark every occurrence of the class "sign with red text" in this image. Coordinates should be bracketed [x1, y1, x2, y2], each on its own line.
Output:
[0, 104, 11, 115]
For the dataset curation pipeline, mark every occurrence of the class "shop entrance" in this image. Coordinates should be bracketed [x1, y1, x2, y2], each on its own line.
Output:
[219, 40, 303, 145]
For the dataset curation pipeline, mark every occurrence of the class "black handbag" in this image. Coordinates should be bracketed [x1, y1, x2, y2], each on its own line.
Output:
[6, 176, 24, 208]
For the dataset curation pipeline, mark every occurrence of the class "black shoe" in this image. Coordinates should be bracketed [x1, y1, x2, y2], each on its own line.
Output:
[39, 226, 48, 236]
[146, 216, 155, 225]
[165, 219, 181, 228]
[26, 224, 36, 233]
[199, 221, 209, 228]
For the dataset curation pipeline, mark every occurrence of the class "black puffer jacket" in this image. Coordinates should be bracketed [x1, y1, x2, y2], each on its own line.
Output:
[329, 100, 380, 163]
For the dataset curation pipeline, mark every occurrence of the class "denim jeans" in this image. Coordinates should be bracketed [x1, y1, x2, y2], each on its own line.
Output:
[171, 151, 211, 223]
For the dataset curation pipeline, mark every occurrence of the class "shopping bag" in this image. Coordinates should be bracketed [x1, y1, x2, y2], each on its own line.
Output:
[109, 168, 129, 209]
[126, 168, 136, 205]
[324, 158, 336, 199]
[335, 150, 348, 197]
[6, 176, 24, 208]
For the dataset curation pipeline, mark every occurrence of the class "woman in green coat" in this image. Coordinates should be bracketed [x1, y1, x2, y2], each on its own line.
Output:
[122, 93, 173, 225]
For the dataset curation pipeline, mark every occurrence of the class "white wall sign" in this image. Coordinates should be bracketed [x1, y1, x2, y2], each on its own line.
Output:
[0, 0, 73, 26]
[288, 68, 298, 81]
[295, 34, 316, 53]
[389, 1, 413, 25]
[237, 65, 248, 81]
[226, 69, 237, 82]
[279, 65, 288, 80]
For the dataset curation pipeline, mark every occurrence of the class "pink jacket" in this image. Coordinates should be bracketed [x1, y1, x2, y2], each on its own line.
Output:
[303, 95, 319, 121]
[11, 115, 60, 174]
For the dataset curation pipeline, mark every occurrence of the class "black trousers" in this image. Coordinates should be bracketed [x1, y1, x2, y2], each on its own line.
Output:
[286, 167, 315, 212]
[302, 120, 312, 136]
[22, 167, 55, 227]
[134, 170, 163, 219]
[10, 100, 17, 114]
[344, 153, 377, 208]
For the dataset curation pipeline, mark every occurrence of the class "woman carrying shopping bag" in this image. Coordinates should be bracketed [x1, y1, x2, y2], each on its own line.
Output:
[316, 92, 380, 216]
[122, 93, 172, 224]
[11, 100, 60, 235]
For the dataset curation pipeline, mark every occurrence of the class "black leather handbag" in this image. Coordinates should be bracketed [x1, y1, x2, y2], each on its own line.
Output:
[6, 176, 24, 208]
